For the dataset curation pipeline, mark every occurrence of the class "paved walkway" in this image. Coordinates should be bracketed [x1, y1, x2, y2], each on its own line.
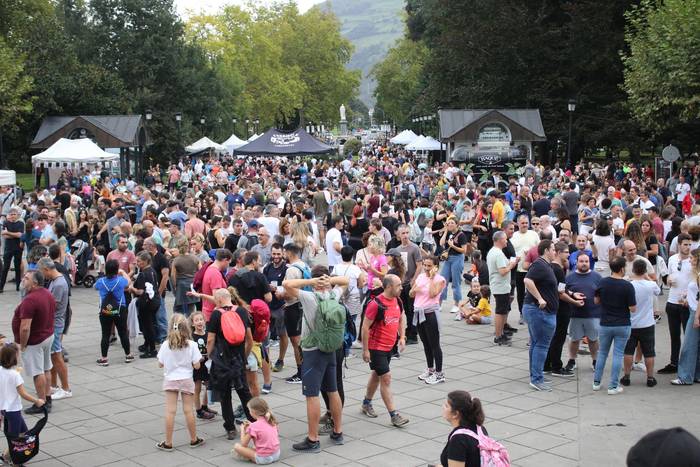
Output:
[2, 285, 699, 466]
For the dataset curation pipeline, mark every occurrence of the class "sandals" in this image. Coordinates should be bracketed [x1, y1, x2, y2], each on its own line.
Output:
[190, 437, 205, 448]
[156, 441, 173, 451]
[670, 378, 692, 385]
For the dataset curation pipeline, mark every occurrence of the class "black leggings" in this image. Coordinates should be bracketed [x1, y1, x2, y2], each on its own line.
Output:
[0, 249, 22, 291]
[322, 348, 345, 412]
[666, 303, 690, 366]
[137, 302, 157, 352]
[545, 308, 570, 372]
[515, 271, 527, 316]
[218, 383, 254, 432]
[417, 312, 443, 372]
[99, 311, 130, 358]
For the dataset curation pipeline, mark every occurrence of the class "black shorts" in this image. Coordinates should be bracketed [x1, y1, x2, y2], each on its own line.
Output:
[301, 349, 338, 397]
[193, 364, 209, 382]
[271, 307, 287, 337]
[369, 349, 392, 376]
[284, 303, 303, 338]
[624, 325, 656, 358]
[494, 293, 511, 315]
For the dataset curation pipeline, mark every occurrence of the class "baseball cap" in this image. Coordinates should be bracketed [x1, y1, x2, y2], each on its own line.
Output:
[627, 427, 700, 467]
[386, 248, 402, 258]
[248, 219, 260, 228]
[169, 218, 182, 229]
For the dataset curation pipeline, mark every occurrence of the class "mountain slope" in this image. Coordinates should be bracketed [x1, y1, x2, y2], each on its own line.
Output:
[318, 0, 404, 106]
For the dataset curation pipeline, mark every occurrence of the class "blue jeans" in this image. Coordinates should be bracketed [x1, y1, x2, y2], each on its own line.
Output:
[156, 299, 168, 342]
[594, 325, 631, 389]
[677, 313, 700, 383]
[523, 304, 556, 384]
[440, 254, 464, 303]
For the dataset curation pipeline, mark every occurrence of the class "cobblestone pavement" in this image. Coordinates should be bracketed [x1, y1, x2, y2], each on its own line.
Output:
[2, 285, 699, 466]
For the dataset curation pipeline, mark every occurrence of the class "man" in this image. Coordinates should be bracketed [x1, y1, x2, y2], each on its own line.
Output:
[562, 182, 580, 233]
[568, 235, 595, 271]
[184, 207, 207, 238]
[396, 224, 423, 344]
[224, 219, 245, 253]
[39, 211, 57, 245]
[166, 201, 187, 225]
[201, 249, 231, 321]
[283, 266, 348, 452]
[622, 259, 660, 387]
[263, 245, 288, 373]
[490, 191, 505, 228]
[12, 270, 55, 413]
[64, 198, 79, 237]
[359, 274, 409, 427]
[380, 205, 399, 238]
[281, 244, 309, 384]
[143, 238, 170, 342]
[251, 227, 272, 266]
[511, 215, 538, 319]
[98, 206, 126, 251]
[237, 220, 260, 251]
[487, 231, 518, 345]
[659, 233, 692, 374]
[325, 216, 344, 273]
[564, 254, 602, 374]
[638, 191, 655, 214]
[533, 190, 551, 217]
[0, 207, 24, 292]
[106, 234, 136, 275]
[37, 258, 72, 400]
[258, 205, 280, 238]
[675, 175, 691, 211]
[523, 240, 559, 392]
[312, 182, 331, 245]
[166, 219, 187, 257]
[622, 240, 656, 281]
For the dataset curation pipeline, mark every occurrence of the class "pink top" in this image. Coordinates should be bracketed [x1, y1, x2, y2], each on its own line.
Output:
[368, 254, 388, 289]
[202, 265, 227, 321]
[247, 418, 280, 457]
[413, 273, 445, 309]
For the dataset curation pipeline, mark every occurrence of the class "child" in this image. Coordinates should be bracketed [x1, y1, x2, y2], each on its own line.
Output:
[233, 397, 280, 465]
[421, 218, 436, 254]
[189, 311, 215, 420]
[0, 343, 45, 463]
[156, 313, 205, 451]
[94, 245, 106, 277]
[459, 285, 493, 325]
[455, 279, 481, 321]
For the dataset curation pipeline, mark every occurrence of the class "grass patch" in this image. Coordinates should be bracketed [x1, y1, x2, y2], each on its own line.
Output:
[16, 173, 34, 191]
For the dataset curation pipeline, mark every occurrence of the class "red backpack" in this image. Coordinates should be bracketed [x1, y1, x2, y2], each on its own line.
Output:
[249, 299, 270, 343]
[192, 261, 213, 292]
[219, 307, 246, 345]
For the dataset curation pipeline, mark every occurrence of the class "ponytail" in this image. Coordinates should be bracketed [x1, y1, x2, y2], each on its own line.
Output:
[247, 397, 277, 426]
[447, 390, 485, 427]
[264, 411, 278, 427]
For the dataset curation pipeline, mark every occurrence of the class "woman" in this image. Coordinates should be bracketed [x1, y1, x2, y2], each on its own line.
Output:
[578, 195, 598, 237]
[75, 209, 91, 243]
[593, 256, 636, 395]
[440, 217, 468, 312]
[129, 251, 161, 359]
[386, 249, 406, 282]
[291, 221, 317, 264]
[207, 215, 223, 251]
[640, 216, 659, 266]
[671, 249, 700, 385]
[432, 200, 448, 255]
[438, 390, 491, 467]
[472, 201, 494, 259]
[190, 234, 210, 264]
[171, 239, 199, 316]
[278, 217, 292, 245]
[619, 220, 646, 257]
[94, 259, 134, 365]
[359, 235, 388, 292]
[591, 218, 615, 278]
[553, 207, 572, 236]
[410, 255, 446, 385]
[348, 204, 369, 253]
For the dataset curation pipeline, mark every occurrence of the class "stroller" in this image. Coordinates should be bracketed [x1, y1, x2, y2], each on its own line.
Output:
[3, 407, 48, 465]
[71, 240, 98, 288]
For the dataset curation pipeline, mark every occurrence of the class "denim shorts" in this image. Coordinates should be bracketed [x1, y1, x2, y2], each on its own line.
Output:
[255, 449, 281, 465]
[51, 323, 65, 353]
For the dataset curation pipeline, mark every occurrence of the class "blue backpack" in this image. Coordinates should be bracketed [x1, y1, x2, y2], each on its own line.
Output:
[343, 305, 357, 357]
[292, 264, 313, 292]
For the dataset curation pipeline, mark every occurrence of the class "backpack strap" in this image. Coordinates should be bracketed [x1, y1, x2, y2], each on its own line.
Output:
[449, 427, 480, 442]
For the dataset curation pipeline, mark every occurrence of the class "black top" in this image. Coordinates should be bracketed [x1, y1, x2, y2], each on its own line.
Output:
[224, 233, 242, 253]
[596, 277, 636, 326]
[151, 252, 170, 298]
[445, 230, 467, 256]
[551, 263, 570, 315]
[524, 257, 559, 312]
[440, 424, 484, 467]
[228, 269, 270, 306]
[348, 218, 369, 239]
[3, 220, 23, 252]
[207, 306, 249, 388]
[263, 262, 287, 310]
[533, 198, 551, 217]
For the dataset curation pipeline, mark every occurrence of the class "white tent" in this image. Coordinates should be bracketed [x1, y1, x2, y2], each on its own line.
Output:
[222, 133, 247, 153]
[185, 137, 227, 153]
[0, 170, 16, 186]
[390, 129, 418, 145]
[32, 138, 119, 165]
[405, 135, 427, 151]
[406, 135, 444, 151]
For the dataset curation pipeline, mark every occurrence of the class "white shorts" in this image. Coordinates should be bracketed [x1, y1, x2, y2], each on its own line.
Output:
[23, 335, 54, 377]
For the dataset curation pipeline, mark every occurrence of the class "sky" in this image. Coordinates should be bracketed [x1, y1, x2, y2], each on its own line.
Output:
[175, 0, 325, 18]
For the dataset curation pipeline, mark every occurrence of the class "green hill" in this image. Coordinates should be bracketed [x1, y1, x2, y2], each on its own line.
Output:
[318, 0, 405, 106]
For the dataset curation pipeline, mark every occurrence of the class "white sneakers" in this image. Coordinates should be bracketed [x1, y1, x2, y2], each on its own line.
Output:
[425, 372, 445, 385]
[450, 306, 460, 314]
[418, 368, 433, 381]
[607, 387, 624, 395]
[51, 387, 73, 400]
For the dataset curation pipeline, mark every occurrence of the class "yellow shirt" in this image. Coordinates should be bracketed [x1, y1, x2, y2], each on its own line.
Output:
[477, 298, 492, 317]
[492, 200, 505, 228]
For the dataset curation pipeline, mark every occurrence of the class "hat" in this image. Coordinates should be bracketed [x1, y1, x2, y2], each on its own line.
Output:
[169, 218, 182, 229]
[247, 219, 260, 229]
[627, 427, 700, 466]
[386, 248, 402, 258]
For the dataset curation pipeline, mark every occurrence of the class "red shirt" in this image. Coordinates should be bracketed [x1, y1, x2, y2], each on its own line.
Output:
[107, 249, 136, 273]
[202, 264, 227, 321]
[12, 287, 56, 345]
[365, 295, 401, 352]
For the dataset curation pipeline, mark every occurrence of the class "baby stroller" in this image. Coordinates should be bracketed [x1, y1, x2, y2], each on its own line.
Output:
[72, 240, 97, 288]
[3, 407, 48, 465]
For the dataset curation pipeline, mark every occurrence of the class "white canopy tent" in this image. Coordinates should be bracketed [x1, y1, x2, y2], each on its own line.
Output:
[32, 138, 119, 187]
[406, 135, 445, 152]
[222, 133, 247, 153]
[405, 135, 427, 151]
[390, 129, 418, 145]
[0, 170, 16, 186]
[185, 137, 227, 153]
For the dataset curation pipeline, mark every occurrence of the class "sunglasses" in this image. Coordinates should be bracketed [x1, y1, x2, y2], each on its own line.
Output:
[532, 222, 540, 226]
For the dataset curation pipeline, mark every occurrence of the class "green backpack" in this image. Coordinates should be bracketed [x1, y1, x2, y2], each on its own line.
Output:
[302, 292, 346, 353]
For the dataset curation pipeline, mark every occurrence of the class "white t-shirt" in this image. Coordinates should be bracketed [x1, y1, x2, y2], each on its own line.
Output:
[511, 230, 539, 272]
[0, 367, 23, 412]
[332, 263, 363, 315]
[631, 279, 660, 328]
[688, 280, 699, 315]
[676, 183, 691, 202]
[612, 217, 625, 234]
[592, 234, 616, 263]
[325, 228, 343, 267]
[639, 199, 655, 214]
[258, 216, 280, 238]
[667, 254, 693, 304]
[157, 340, 202, 381]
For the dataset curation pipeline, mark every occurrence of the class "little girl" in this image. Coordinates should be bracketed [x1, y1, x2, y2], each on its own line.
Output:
[156, 313, 205, 451]
[190, 311, 215, 420]
[233, 397, 280, 465]
[0, 343, 45, 463]
[459, 285, 493, 325]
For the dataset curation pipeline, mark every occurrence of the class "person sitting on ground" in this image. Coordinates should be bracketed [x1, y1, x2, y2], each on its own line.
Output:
[458, 285, 493, 325]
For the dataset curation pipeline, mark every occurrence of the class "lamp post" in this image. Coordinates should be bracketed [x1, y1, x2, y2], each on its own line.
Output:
[368, 108, 374, 127]
[566, 99, 576, 169]
[254, 117, 260, 134]
[200, 116, 206, 136]
[141, 109, 152, 181]
[232, 117, 237, 137]
[245, 118, 250, 136]
[175, 112, 182, 158]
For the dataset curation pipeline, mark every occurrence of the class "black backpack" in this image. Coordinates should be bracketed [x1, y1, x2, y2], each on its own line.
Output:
[99, 279, 122, 316]
[245, 234, 259, 249]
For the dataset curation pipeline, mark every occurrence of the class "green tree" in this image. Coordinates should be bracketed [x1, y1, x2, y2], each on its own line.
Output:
[623, 0, 700, 137]
[0, 38, 34, 130]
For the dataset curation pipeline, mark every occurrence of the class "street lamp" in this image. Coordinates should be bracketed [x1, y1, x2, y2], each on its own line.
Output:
[245, 118, 250, 136]
[368, 108, 374, 127]
[567, 99, 576, 169]
[232, 117, 237, 136]
[200, 116, 206, 136]
[175, 112, 182, 158]
[254, 117, 260, 134]
[145, 109, 152, 121]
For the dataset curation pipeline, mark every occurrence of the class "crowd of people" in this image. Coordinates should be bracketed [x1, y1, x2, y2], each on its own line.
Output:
[2, 146, 700, 465]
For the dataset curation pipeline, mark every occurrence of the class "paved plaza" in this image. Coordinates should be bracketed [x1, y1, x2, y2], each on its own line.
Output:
[2, 285, 700, 467]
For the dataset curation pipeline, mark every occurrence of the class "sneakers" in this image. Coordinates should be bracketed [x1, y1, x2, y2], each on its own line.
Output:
[670, 378, 692, 385]
[504, 324, 518, 333]
[418, 368, 434, 381]
[234, 405, 245, 418]
[620, 375, 631, 387]
[454, 314, 463, 321]
[658, 363, 678, 374]
[654, 314, 662, 323]
[24, 404, 45, 415]
[607, 386, 624, 395]
[494, 335, 512, 346]
[329, 431, 344, 445]
[564, 359, 576, 372]
[632, 361, 646, 372]
[592, 382, 601, 391]
[156, 441, 173, 452]
[450, 306, 460, 313]
[269, 339, 279, 348]
[226, 429, 237, 440]
[139, 350, 157, 359]
[272, 360, 284, 372]
[319, 418, 335, 435]
[292, 437, 321, 453]
[109, 336, 118, 346]
[96, 357, 109, 366]
[406, 336, 419, 345]
[551, 368, 575, 378]
[197, 409, 215, 420]
[261, 384, 272, 395]
[647, 377, 658, 387]
[125, 354, 135, 363]
[425, 372, 445, 385]
[286, 374, 302, 384]
[361, 402, 378, 418]
[529, 382, 552, 392]
[391, 413, 409, 427]
[52, 388, 72, 400]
